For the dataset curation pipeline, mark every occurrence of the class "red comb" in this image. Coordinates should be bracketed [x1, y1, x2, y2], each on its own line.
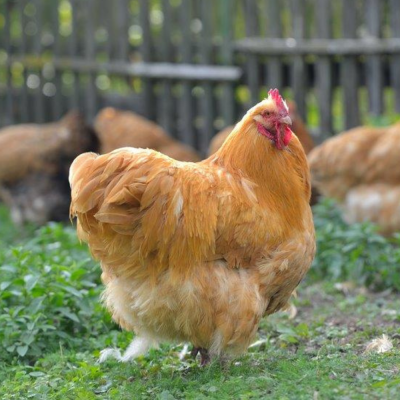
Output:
[268, 88, 288, 112]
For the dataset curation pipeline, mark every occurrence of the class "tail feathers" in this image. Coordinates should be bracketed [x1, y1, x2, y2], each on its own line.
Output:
[98, 336, 158, 363]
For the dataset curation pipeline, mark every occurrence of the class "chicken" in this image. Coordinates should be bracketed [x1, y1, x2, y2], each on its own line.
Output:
[209, 100, 319, 206]
[0, 112, 98, 224]
[94, 107, 200, 162]
[69, 89, 315, 365]
[308, 122, 400, 235]
[208, 100, 315, 156]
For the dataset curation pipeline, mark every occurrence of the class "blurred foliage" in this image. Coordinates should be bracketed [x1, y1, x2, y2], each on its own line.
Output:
[311, 199, 400, 291]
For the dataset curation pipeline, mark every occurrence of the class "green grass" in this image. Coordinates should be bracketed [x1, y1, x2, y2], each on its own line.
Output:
[1, 202, 400, 399]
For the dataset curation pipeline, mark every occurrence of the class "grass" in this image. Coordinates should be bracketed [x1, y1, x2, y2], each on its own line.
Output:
[1, 202, 400, 399]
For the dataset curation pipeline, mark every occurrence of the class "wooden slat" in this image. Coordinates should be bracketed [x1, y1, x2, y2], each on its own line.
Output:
[219, 0, 235, 127]
[341, 0, 360, 129]
[266, 0, 283, 90]
[85, 0, 97, 121]
[18, 0, 29, 122]
[243, 0, 260, 106]
[198, 0, 214, 155]
[52, 0, 63, 119]
[139, 0, 155, 120]
[390, 0, 400, 112]
[2, 56, 242, 81]
[365, 0, 383, 116]
[4, 1, 13, 125]
[33, 0, 44, 122]
[159, 0, 174, 135]
[179, 0, 196, 146]
[316, 0, 333, 138]
[290, 0, 306, 120]
[69, 0, 80, 111]
[105, 0, 115, 60]
[235, 37, 400, 55]
[117, 0, 130, 61]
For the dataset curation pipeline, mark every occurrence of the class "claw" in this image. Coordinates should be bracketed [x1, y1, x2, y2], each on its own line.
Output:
[190, 346, 210, 366]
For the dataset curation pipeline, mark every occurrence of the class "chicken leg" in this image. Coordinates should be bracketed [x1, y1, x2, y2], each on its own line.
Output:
[191, 347, 210, 366]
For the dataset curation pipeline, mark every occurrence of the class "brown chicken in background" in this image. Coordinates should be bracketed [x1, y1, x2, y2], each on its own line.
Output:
[94, 107, 200, 162]
[70, 89, 315, 365]
[308, 122, 400, 235]
[0, 112, 97, 225]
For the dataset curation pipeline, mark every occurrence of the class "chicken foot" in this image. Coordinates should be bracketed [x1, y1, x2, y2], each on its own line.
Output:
[190, 347, 210, 366]
[98, 336, 157, 363]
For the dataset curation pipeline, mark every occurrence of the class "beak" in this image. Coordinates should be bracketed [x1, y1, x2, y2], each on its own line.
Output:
[280, 115, 292, 125]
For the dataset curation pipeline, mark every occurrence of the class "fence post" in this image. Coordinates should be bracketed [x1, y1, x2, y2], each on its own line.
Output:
[290, 0, 306, 122]
[219, 0, 235, 128]
[316, 0, 333, 138]
[390, 0, 400, 113]
[199, 0, 215, 155]
[243, 0, 260, 107]
[341, 0, 360, 129]
[178, 0, 196, 147]
[265, 0, 283, 91]
[365, 0, 383, 116]
[139, 0, 156, 121]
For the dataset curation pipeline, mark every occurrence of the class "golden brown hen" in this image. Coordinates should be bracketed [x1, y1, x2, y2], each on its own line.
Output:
[309, 122, 400, 235]
[94, 107, 200, 162]
[69, 89, 315, 365]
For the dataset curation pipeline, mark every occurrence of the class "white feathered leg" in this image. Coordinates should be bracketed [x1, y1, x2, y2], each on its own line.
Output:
[99, 336, 157, 363]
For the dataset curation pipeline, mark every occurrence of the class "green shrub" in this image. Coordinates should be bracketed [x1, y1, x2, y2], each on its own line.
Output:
[311, 199, 400, 291]
[0, 222, 114, 363]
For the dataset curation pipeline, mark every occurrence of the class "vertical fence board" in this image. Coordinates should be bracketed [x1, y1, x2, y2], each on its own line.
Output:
[179, 0, 196, 147]
[18, 0, 29, 122]
[69, 0, 80, 111]
[33, 0, 44, 122]
[365, 0, 383, 116]
[4, 1, 13, 125]
[159, 0, 174, 135]
[219, 0, 235, 128]
[341, 0, 360, 129]
[266, 0, 283, 90]
[243, 0, 260, 106]
[390, 0, 400, 113]
[117, 0, 130, 61]
[85, 0, 97, 121]
[52, 0, 63, 119]
[139, 0, 155, 120]
[199, 0, 214, 155]
[316, 0, 333, 137]
[290, 0, 306, 121]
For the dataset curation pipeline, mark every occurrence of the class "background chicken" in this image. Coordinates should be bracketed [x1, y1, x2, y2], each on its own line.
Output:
[0, 112, 97, 225]
[94, 107, 200, 162]
[69, 89, 315, 365]
[308, 122, 400, 235]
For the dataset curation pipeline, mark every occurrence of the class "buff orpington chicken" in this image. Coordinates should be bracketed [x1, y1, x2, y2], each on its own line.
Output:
[69, 89, 315, 365]
[309, 122, 400, 235]
[94, 108, 200, 162]
[0, 112, 97, 224]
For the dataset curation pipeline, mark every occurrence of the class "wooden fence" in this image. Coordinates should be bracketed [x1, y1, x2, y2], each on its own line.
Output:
[1, 0, 400, 154]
